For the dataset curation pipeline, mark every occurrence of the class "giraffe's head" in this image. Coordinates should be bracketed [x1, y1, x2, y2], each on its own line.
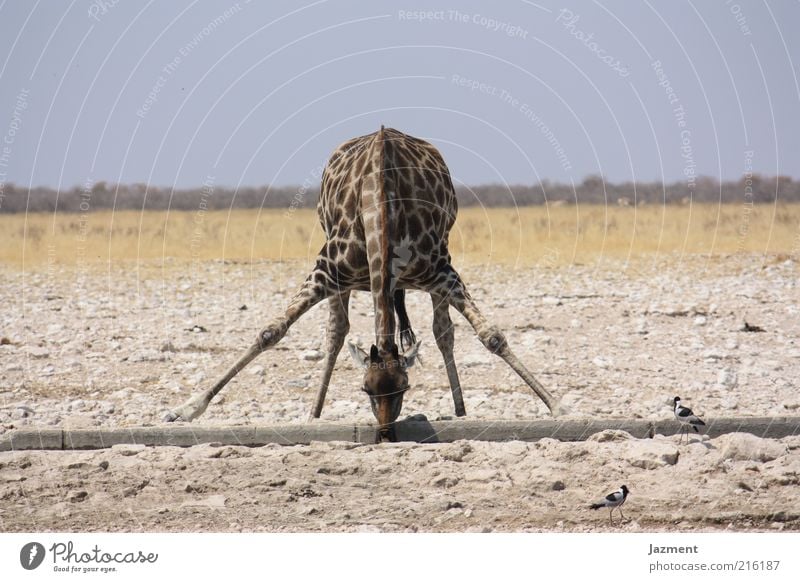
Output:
[348, 341, 421, 442]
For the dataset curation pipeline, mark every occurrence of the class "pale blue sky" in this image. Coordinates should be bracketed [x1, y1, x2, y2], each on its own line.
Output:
[0, 0, 797, 189]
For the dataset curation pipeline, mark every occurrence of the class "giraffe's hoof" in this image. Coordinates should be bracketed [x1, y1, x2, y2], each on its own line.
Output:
[163, 411, 184, 423]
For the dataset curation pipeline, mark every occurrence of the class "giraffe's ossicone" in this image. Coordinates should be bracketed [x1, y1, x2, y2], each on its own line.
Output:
[165, 127, 561, 442]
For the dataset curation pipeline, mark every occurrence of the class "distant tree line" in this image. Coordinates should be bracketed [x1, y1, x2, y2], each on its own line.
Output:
[1, 174, 797, 213]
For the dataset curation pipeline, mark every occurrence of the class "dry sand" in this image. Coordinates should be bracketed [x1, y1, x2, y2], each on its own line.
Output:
[1, 254, 798, 532]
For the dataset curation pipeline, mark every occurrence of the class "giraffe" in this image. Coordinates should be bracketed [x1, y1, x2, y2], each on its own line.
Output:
[164, 127, 562, 441]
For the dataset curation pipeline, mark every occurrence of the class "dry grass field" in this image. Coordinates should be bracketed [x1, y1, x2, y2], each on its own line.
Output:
[2, 203, 799, 267]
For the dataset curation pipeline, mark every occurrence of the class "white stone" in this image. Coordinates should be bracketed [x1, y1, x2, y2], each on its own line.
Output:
[301, 350, 324, 362]
[27, 346, 50, 359]
[592, 357, 612, 369]
[717, 368, 738, 388]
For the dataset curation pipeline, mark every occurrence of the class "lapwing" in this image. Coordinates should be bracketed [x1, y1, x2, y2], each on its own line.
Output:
[673, 396, 706, 444]
[590, 484, 629, 525]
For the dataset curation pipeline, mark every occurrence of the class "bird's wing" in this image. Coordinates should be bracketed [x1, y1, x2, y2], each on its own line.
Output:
[676, 406, 694, 419]
[604, 491, 621, 503]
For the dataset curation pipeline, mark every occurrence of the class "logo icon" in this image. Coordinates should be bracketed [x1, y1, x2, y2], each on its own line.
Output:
[20, 542, 46, 570]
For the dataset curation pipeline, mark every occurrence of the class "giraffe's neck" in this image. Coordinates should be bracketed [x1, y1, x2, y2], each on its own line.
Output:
[373, 126, 396, 352]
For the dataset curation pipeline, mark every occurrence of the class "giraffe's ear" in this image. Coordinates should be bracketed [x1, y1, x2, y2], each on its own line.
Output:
[347, 341, 370, 369]
[401, 341, 422, 369]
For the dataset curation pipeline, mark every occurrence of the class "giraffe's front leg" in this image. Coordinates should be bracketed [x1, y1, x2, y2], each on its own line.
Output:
[431, 292, 466, 417]
[308, 291, 351, 420]
[438, 267, 564, 417]
[164, 268, 331, 423]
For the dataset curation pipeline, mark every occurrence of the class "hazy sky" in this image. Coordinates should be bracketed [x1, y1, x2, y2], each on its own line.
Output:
[0, 0, 798, 190]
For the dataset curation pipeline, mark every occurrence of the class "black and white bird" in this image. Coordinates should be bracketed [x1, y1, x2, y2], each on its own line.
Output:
[589, 484, 629, 525]
[673, 396, 706, 443]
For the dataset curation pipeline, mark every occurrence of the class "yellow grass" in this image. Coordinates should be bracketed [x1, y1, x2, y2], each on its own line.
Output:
[2, 204, 799, 268]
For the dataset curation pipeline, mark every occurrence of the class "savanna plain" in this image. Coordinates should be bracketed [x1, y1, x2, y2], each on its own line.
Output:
[1, 204, 799, 532]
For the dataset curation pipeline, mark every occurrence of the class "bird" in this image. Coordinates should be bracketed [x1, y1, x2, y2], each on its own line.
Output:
[673, 396, 706, 443]
[590, 484, 629, 525]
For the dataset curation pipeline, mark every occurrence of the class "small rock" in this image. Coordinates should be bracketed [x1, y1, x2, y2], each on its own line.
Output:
[188, 372, 206, 386]
[69, 491, 89, 503]
[717, 368, 738, 388]
[285, 379, 308, 388]
[588, 430, 633, 443]
[592, 357, 612, 369]
[27, 346, 50, 359]
[1, 473, 26, 482]
[129, 350, 167, 363]
[12, 408, 30, 419]
[249, 365, 266, 377]
[460, 353, 491, 367]
[693, 316, 707, 326]
[301, 349, 324, 362]
[98, 460, 109, 471]
[740, 321, 765, 333]
[551, 480, 566, 491]
[464, 469, 501, 483]
[111, 444, 146, 456]
[431, 475, 460, 488]
[439, 442, 473, 462]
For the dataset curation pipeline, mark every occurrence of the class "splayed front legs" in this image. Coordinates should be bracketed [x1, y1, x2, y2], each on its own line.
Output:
[164, 268, 331, 422]
[437, 266, 563, 416]
[308, 291, 351, 420]
[431, 292, 466, 417]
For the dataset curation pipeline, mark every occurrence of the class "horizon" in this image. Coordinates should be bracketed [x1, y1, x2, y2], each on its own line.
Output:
[0, 1, 798, 191]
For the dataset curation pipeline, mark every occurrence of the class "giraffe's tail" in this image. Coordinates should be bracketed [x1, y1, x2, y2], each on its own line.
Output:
[394, 289, 416, 352]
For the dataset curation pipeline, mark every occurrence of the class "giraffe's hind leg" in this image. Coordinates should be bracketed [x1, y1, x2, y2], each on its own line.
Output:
[435, 265, 562, 416]
[394, 289, 416, 352]
[308, 291, 351, 420]
[431, 292, 466, 417]
[164, 262, 336, 422]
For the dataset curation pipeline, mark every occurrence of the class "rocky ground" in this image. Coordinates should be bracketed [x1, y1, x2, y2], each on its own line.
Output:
[0, 254, 798, 531]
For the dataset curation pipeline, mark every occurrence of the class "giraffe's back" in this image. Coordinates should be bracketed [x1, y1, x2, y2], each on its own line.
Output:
[317, 127, 457, 290]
